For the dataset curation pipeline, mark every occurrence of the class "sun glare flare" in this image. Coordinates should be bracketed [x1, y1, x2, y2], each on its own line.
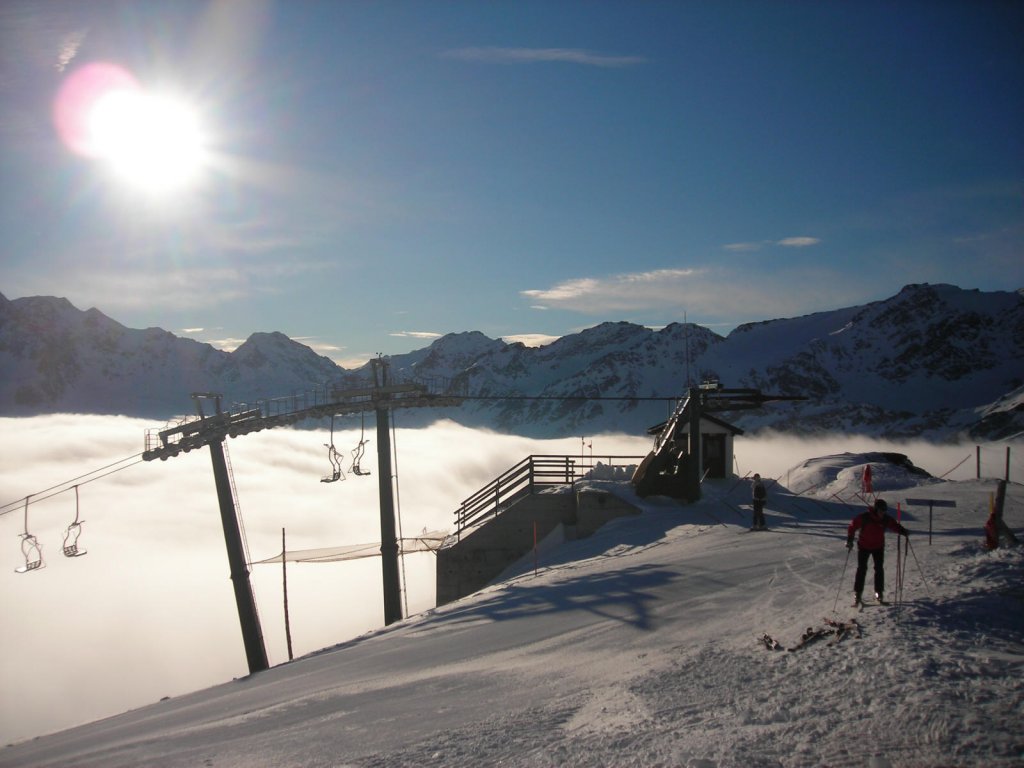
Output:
[54, 62, 210, 197]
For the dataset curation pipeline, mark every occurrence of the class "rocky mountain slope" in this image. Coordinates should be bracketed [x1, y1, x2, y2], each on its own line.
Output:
[1, 284, 1021, 440]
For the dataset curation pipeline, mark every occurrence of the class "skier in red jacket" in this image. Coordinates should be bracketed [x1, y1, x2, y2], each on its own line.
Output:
[846, 499, 909, 606]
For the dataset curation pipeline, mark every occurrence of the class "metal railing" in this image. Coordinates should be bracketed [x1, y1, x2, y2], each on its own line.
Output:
[450, 454, 644, 541]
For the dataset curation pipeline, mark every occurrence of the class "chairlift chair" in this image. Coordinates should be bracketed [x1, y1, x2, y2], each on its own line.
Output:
[15, 497, 44, 573]
[62, 485, 87, 557]
[321, 444, 344, 483]
[16, 534, 43, 573]
[351, 411, 371, 476]
[321, 416, 345, 483]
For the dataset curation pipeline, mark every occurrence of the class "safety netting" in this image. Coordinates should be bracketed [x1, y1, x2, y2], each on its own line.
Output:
[252, 530, 450, 565]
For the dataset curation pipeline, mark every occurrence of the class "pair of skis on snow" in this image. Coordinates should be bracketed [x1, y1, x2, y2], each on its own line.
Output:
[761, 617, 862, 652]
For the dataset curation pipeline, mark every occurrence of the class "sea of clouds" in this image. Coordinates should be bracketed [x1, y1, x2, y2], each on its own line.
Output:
[0, 415, 1018, 744]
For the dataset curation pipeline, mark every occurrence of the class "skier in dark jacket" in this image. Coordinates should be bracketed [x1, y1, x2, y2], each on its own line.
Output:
[751, 473, 768, 530]
[847, 499, 908, 606]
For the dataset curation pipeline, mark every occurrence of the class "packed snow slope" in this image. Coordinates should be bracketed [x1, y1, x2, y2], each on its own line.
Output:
[3, 457, 1022, 768]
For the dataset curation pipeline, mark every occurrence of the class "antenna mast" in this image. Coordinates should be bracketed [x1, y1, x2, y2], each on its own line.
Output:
[684, 310, 691, 388]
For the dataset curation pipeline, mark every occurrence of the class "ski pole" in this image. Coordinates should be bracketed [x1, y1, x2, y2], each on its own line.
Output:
[897, 532, 907, 607]
[906, 536, 932, 597]
[901, 535, 909, 602]
[895, 502, 905, 611]
[895, 535, 908, 620]
[832, 546, 852, 614]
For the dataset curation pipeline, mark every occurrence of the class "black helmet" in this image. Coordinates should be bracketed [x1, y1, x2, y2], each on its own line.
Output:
[874, 499, 888, 513]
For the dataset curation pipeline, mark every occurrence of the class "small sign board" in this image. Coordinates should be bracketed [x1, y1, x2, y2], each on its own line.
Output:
[905, 498, 957, 544]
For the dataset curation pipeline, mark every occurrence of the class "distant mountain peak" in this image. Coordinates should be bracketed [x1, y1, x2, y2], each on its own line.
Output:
[0, 285, 1020, 439]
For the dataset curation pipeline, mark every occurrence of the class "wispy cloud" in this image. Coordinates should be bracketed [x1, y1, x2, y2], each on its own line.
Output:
[334, 354, 373, 370]
[777, 237, 821, 247]
[502, 333, 560, 348]
[723, 237, 821, 252]
[521, 264, 878, 329]
[55, 28, 87, 72]
[723, 241, 769, 253]
[293, 338, 344, 353]
[522, 268, 700, 313]
[442, 47, 645, 68]
[205, 335, 248, 352]
[55, 268, 253, 312]
[390, 331, 444, 340]
[34, 251, 333, 314]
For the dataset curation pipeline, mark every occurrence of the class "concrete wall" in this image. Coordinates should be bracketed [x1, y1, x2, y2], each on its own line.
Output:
[436, 488, 640, 606]
[573, 487, 640, 537]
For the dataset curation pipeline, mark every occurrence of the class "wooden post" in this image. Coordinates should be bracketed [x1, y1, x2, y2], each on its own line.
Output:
[533, 521, 538, 576]
[993, 480, 1020, 546]
[976, 445, 981, 479]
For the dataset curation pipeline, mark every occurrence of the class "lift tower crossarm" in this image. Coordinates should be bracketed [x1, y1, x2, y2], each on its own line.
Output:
[143, 385, 461, 462]
[699, 388, 807, 412]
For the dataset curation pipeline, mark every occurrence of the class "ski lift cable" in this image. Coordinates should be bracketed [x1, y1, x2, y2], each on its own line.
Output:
[458, 395, 677, 402]
[0, 454, 145, 518]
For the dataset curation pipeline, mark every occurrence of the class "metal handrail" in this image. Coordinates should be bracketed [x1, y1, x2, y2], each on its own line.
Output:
[452, 454, 644, 539]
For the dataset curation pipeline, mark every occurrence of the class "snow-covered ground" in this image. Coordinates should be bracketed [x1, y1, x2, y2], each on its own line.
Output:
[2, 445, 1021, 767]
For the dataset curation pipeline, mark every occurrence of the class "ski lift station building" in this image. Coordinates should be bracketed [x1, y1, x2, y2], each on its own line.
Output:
[647, 412, 744, 481]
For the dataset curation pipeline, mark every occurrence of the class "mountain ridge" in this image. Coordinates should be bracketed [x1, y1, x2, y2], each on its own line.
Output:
[1, 284, 1021, 440]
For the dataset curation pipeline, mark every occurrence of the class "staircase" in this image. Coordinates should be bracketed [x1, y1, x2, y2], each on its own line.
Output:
[449, 454, 644, 541]
[437, 454, 645, 606]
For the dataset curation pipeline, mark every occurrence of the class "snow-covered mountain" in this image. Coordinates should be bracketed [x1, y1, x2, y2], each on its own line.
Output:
[1, 284, 1021, 439]
[310, 283, 1024, 440]
[0, 294, 341, 418]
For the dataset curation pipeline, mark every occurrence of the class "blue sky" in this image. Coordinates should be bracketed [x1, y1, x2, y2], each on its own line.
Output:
[1, 0, 1021, 367]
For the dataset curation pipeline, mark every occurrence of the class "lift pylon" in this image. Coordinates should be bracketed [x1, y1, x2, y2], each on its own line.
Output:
[372, 359, 403, 626]
[143, 366, 462, 668]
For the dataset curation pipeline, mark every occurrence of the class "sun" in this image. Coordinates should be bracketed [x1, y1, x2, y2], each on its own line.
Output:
[54, 62, 210, 197]
[89, 89, 206, 194]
